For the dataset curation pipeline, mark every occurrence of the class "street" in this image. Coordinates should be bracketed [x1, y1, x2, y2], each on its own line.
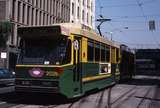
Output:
[0, 75, 159, 108]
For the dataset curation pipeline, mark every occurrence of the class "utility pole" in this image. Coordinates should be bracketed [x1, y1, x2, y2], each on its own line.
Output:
[96, 18, 111, 36]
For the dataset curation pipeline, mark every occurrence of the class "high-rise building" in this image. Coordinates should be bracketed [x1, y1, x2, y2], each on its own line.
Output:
[0, 0, 95, 70]
[70, 0, 95, 29]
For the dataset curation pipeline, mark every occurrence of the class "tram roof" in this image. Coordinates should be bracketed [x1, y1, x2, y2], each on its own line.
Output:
[18, 23, 120, 48]
[57, 23, 120, 48]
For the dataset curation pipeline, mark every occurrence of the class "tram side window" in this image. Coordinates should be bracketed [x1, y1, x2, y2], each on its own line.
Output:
[101, 44, 105, 62]
[87, 41, 94, 61]
[105, 46, 110, 62]
[95, 42, 100, 61]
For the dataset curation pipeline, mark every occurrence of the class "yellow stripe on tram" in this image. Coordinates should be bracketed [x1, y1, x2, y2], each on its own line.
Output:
[16, 63, 73, 68]
[82, 74, 112, 83]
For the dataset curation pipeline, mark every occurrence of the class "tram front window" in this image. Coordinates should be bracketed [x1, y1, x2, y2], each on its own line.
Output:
[18, 36, 71, 65]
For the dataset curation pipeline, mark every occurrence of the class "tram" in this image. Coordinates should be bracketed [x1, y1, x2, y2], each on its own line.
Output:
[15, 23, 121, 98]
[120, 45, 135, 81]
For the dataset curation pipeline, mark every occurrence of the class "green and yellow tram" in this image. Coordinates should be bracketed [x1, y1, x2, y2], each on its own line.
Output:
[15, 23, 120, 98]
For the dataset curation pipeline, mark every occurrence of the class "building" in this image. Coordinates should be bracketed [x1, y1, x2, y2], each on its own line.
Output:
[136, 49, 160, 75]
[0, 0, 95, 70]
[70, 0, 95, 29]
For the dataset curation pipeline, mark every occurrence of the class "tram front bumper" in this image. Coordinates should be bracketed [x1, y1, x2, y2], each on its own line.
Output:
[15, 85, 59, 93]
[15, 80, 59, 93]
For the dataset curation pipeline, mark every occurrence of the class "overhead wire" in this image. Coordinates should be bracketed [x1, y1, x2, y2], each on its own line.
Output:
[135, 0, 160, 48]
[96, 0, 160, 49]
[102, 0, 157, 8]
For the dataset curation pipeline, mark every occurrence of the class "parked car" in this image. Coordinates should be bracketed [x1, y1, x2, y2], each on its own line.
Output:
[0, 68, 15, 86]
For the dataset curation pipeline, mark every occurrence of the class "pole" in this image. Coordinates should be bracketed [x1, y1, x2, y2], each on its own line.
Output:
[96, 18, 111, 36]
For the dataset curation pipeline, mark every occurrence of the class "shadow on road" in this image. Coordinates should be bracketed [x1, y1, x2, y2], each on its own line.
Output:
[0, 86, 114, 107]
[0, 92, 81, 106]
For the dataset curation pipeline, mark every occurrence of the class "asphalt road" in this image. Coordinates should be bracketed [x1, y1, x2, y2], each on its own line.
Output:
[0, 75, 159, 108]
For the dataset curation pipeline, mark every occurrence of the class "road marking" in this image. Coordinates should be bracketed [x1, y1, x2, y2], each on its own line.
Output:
[0, 102, 6, 105]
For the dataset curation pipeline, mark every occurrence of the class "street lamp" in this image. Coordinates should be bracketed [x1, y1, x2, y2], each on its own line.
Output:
[105, 27, 128, 41]
[96, 18, 111, 36]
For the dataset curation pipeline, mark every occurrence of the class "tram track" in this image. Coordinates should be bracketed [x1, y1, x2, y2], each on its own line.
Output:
[110, 85, 137, 105]
[136, 87, 152, 108]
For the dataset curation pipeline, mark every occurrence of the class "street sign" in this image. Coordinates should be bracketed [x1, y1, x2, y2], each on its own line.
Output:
[1, 52, 7, 59]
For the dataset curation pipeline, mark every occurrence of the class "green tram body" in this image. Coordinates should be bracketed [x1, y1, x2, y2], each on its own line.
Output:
[15, 23, 121, 98]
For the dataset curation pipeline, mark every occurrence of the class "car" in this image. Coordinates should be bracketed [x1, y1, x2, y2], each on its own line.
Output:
[0, 68, 15, 86]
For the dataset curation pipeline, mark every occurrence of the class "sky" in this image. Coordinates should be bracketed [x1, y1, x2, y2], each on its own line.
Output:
[95, 0, 160, 49]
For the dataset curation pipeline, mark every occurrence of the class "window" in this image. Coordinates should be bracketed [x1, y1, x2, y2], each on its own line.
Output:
[77, 6, 80, 19]
[43, 0, 45, 10]
[50, 0, 52, 14]
[87, 0, 90, 7]
[31, 8, 34, 25]
[61, 39, 71, 64]
[72, 2, 74, 15]
[87, 13, 89, 23]
[95, 42, 100, 61]
[87, 40, 94, 61]
[17, 1, 21, 22]
[91, 2, 93, 12]
[39, 11, 42, 25]
[22, 4, 25, 24]
[18, 36, 71, 65]
[82, 10, 84, 21]
[101, 44, 105, 62]
[91, 16, 92, 25]
[105, 46, 110, 62]
[99, 63, 111, 74]
[35, 10, 38, 25]
[12, 0, 15, 20]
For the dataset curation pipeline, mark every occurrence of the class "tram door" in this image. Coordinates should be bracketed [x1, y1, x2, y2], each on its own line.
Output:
[73, 37, 82, 96]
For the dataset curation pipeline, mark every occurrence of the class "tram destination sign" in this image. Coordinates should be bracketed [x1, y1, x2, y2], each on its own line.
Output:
[18, 26, 62, 38]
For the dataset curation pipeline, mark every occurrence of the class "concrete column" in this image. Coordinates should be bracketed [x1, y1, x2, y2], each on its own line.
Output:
[24, 4, 27, 25]
[14, 0, 18, 22]
[28, 6, 32, 25]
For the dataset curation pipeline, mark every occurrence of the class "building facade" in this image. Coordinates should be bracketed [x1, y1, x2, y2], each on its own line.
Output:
[0, 0, 95, 70]
[70, 0, 95, 29]
[136, 49, 160, 75]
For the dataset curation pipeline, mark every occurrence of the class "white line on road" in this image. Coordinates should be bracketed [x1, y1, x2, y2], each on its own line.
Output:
[0, 101, 6, 105]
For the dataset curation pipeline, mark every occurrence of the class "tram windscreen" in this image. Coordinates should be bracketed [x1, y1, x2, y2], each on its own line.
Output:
[17, 36, 71, 65]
